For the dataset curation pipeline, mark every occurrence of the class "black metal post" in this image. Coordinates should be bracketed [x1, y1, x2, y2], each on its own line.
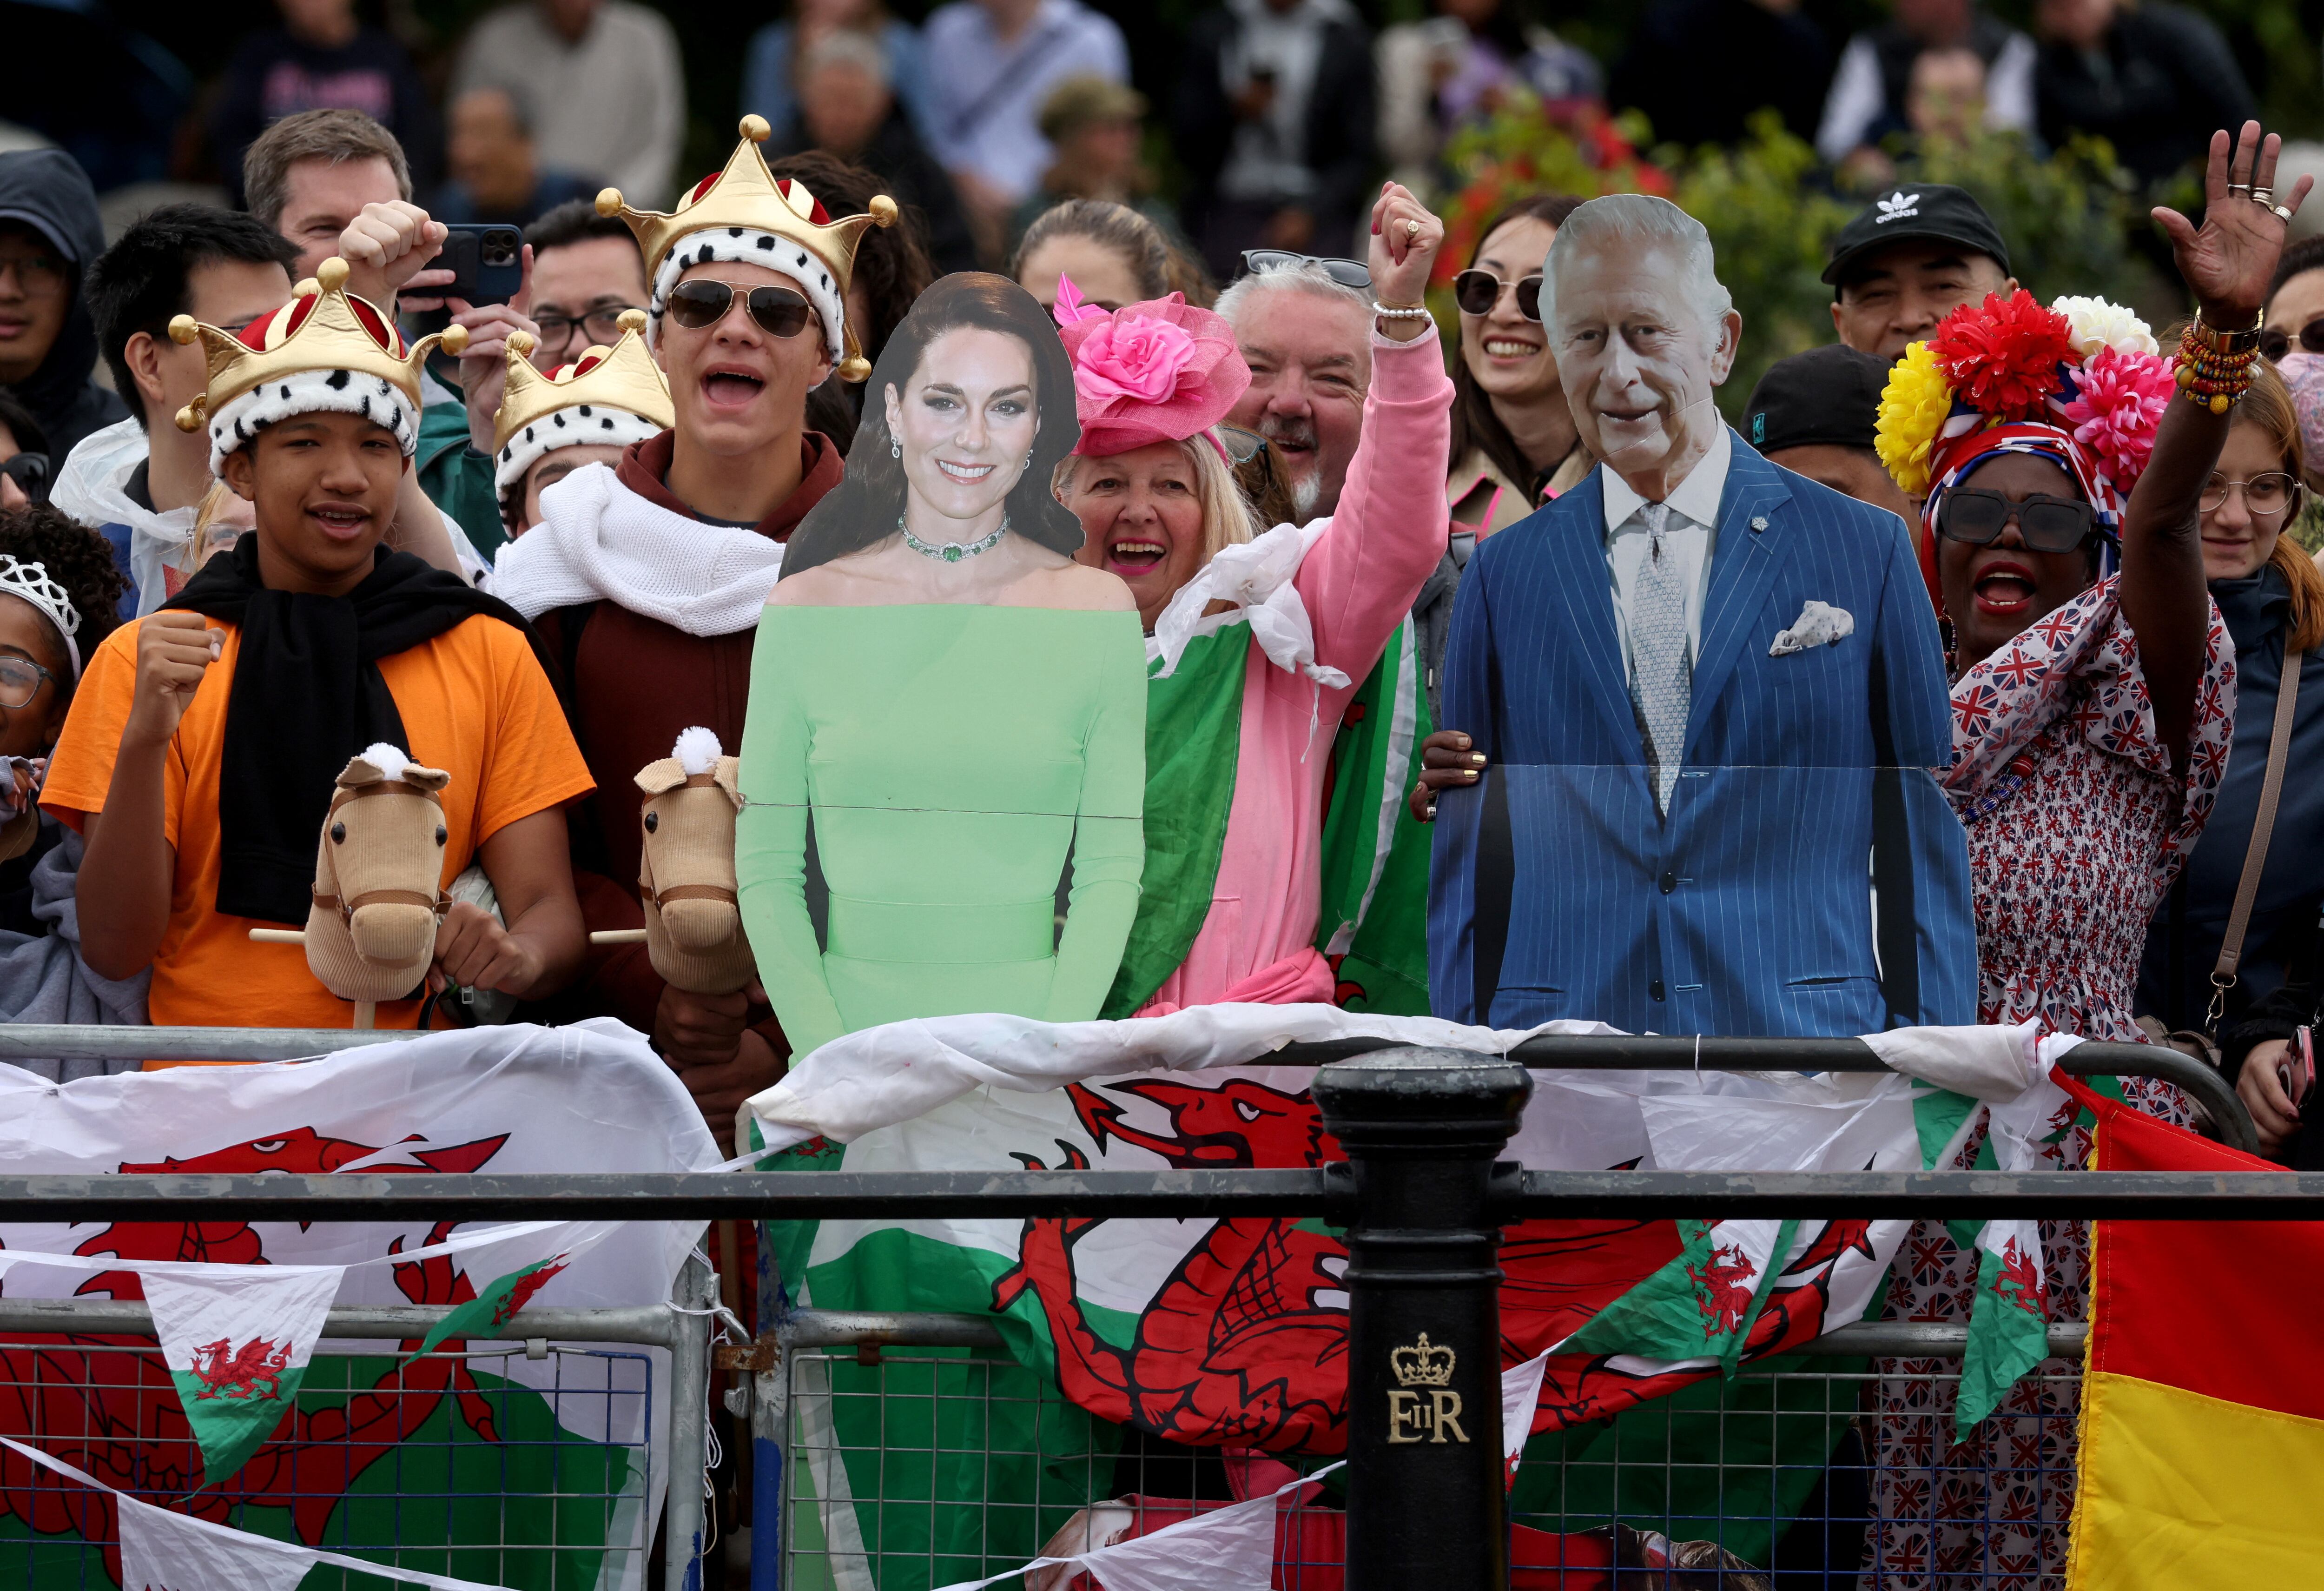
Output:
[1312, 1047, 1532, 1591]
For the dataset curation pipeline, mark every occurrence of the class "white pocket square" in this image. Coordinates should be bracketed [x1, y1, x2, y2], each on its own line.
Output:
[1769, 600, 1855, 656]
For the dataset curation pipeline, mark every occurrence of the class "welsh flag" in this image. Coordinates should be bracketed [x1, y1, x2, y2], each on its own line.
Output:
[746, 1007, 2053, 1588]
[0, 1019, 717, 1591]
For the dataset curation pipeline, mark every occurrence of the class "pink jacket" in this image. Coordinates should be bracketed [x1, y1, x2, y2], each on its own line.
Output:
[1142, 325, 1453, 1012]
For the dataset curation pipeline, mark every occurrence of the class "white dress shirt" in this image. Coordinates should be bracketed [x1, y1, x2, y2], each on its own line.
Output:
[1599, 427, 1730, 683]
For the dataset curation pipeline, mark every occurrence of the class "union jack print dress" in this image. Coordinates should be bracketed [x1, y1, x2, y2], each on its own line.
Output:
[1866, 577, 2235, 1590]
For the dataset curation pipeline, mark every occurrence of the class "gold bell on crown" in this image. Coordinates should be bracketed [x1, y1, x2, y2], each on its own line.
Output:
[595, 116, 896, 383]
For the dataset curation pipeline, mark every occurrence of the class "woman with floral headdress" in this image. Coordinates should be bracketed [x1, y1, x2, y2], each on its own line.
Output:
[1865, 123, 2307, 1585]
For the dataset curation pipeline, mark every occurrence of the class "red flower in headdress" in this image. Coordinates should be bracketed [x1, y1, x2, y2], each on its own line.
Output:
[1928, 290, 2077, 422]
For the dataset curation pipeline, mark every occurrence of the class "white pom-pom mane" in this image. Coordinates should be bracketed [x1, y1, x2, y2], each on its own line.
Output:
[673, 727, 723, 776]
[358, 742, 413, 782]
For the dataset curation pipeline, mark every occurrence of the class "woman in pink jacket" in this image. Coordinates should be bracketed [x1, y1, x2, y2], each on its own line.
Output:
[1053, 182, 1453, 1014]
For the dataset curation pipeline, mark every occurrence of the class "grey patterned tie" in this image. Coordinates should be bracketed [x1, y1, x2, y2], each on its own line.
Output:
[1628, 501, 1691, 814]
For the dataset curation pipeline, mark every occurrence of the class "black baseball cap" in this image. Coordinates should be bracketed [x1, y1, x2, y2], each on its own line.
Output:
[1743, 343, 1892, 455]
[1822, 183, 2010, 288]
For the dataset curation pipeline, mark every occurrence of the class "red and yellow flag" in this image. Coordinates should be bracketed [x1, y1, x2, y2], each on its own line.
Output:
[2067, 1087, 2324, 1586]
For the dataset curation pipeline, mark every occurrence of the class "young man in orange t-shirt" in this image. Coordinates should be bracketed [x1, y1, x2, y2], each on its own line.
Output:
[42, 258, 594, 1030]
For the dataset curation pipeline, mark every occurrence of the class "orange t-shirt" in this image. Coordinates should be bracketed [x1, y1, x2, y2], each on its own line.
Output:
[42, 613, 595, 1029]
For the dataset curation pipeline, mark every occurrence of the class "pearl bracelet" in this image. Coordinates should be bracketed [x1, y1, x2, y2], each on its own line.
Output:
[1372, 301, 1432, 319]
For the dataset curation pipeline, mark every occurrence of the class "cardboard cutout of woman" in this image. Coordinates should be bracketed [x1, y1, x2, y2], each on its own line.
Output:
[737, 273, 1147, 1058]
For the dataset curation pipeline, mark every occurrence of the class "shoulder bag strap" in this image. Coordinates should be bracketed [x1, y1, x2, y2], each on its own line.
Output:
[2211, 645, 2304, 1029]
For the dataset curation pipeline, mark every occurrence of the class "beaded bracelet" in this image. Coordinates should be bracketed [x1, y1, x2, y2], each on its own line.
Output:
[2175, 322, 2258, 414]
[1371, 301, 1433, 320]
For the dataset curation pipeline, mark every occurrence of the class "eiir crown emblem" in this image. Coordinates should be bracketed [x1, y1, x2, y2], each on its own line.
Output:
[1390, 1333, 1455, 1388]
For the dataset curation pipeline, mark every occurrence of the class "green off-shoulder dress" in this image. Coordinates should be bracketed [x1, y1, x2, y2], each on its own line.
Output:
[736, 603, 1148, 1058]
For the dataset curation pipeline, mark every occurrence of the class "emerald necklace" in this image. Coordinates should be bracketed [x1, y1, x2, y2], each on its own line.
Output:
[900, 514, 1008, 563]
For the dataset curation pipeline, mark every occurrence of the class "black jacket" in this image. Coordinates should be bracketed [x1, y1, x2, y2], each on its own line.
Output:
[1171, 4, 1376, 233]
[1610, 0, 1832, 148]
[0, 149, 127, 464]
[2035, 3, 2256, 187]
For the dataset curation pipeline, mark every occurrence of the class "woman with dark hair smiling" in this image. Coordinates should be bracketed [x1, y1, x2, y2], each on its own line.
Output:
[737, 273, 1146, 1059]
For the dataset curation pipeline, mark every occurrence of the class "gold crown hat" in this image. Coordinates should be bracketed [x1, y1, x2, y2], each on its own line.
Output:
[492, 309, 675, 527]
[597, 115, 896, 381]
[170, 257, 467, 474]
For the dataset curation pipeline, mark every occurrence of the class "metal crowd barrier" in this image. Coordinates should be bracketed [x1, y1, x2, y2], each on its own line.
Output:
[0, 1023, 2291, 1591]
[0, 1255, 717, 1591]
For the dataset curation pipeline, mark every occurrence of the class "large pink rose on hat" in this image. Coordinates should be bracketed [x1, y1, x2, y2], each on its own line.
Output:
[1057, 288, 1251, 457]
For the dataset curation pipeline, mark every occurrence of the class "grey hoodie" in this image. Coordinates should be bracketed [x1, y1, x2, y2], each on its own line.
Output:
[0, 150, 128, 461]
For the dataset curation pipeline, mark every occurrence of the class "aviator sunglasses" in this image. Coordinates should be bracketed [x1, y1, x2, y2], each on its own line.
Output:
[1936, 488, 2100, 553]
[1236, 250, 1373, 291]
[1452, 269, 1543, 321]
[2260, 317, 2324, 361]
[664, 279, 816, 338]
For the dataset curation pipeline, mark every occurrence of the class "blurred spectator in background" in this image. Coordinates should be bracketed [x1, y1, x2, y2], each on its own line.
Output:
[66, 205, 297, 614]
[0, 395, 46, 512]
[924, 0, 1129, 259]
[1743, 343, 1915, 521]
[772, 33, 976, 275]
[453, 0, 685, 208]
[1823, 182, 2016, 361]
[1376, 0, 1601, 191]
[743, 0, 936, 150]
[2032, 0, 2254, 187]
[1011, 199, 1175, 312]
[434, 87, 596, 228]
[1610, 0, 1831, 149]
[766, 149, 936, 440]
[1010, 76, 1176, 245]
[2263, 234, 2324, 365]
[0, 152, 127, 464]
[1175, 0, 1375, 280]
[1816, 0, 2034, 170]
[208, 0, 437, 207]
[242, 108, 411, 283]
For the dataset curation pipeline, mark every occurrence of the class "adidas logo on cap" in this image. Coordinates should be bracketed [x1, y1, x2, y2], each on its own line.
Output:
[1874, 192, 1921, 224]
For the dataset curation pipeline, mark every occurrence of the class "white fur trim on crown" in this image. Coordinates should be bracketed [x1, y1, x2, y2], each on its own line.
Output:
[207, 368, 420, 475]
[648, 229, 845, 367]
[494, 404, 665, 528]
[673, 726, 722, 774]
[358, 742, 412, 781]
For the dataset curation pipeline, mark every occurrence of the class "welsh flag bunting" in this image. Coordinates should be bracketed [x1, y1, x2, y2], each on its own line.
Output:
[1554, 1217, 1803, 1374]
[403, 1221, 624, 1363]
[140, 1264, 345, 1485]
[1951, 1051, 2075, 1435]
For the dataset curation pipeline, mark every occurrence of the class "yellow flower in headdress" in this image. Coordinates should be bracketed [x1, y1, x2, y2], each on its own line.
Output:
[1875, 340, 1953, 497]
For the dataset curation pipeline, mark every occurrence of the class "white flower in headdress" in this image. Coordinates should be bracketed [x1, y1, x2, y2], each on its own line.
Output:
[2050, 296, 2159, 360]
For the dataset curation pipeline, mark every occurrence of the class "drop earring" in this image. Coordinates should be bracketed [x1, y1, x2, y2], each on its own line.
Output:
[891, 436, 901, 459]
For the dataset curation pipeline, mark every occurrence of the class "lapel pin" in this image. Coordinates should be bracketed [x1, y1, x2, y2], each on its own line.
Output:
[1750, 516, 1768, 533]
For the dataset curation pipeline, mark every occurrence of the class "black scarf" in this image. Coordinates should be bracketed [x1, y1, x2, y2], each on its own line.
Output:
[164, 536, 548, 924]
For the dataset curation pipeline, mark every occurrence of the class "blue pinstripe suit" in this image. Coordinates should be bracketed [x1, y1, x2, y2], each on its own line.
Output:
[1427, 431, 1976, 1036]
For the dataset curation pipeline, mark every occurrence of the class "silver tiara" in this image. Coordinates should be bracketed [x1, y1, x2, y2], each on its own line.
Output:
[0, 554, 82, 679]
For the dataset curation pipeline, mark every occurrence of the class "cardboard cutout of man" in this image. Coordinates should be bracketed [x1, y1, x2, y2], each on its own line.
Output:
[1428, 194, 1974, 1036]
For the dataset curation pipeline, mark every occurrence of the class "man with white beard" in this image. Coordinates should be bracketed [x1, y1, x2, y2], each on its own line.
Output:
[1215, 257, 1373, 526]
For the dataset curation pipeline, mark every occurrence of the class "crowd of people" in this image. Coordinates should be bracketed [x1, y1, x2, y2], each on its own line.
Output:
[0, 0, 2320, 1579]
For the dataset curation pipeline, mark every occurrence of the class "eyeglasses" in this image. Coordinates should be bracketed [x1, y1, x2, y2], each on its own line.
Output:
[2200, 471, 2301, 518]
[1236, 251, 1373, 291]
[0, 452, 47, 503]
[0, 251, 64, 297]
[2260, 318, 2324, 361]
[664, 280, 815, 339]
[1452, 268, 1543, 321]
[1936, 487, 2098, 553]
[0, 654, 55, 709]
[533, 305, 646, 348]
[1217, 425, 1268, 466]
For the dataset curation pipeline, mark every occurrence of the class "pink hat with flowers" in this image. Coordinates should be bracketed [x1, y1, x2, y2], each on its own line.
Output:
[1053, 277, 1251, 457]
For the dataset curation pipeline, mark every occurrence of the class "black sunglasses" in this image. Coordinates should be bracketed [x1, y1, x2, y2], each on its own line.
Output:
[2260, 317, 2324, 361]
[1937, 488, 2099, 553]
[1452, 268, 1542, 321]
[0, 452, 47, 503]
[1236, 250, 1372, 291]
[664, 280, 816, 339]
